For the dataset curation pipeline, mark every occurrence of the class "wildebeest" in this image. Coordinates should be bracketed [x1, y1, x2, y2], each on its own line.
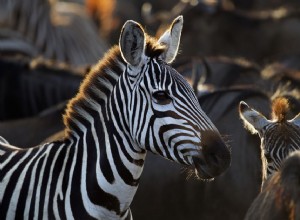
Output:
[244, 151, 300, 220]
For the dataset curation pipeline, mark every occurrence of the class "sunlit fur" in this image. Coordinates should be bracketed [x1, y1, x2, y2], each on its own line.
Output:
[262, 98, 300, 176]
[271, 97, 289, 122]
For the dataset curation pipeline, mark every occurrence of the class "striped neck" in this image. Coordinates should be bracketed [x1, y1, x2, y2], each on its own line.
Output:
[63, 46, 146, 215]
[64, 46, 124, 137]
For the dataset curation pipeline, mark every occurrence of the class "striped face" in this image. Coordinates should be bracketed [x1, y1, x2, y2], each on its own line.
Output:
[262, 122, 300, 175]
[119, 16, 231, 179]
[126, 58, 217, 159]
[239, 101, 300, 176]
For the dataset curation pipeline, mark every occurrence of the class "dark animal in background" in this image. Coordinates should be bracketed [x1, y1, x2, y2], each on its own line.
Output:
[143, 0, 300, 65]
[0, 0, 108, 66]
[0, 56, 83, 120]
[0, 102, 66, 147]
[245, 151, 300, 220]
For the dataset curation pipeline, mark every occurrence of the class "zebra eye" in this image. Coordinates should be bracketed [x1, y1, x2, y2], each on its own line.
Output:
[152, 91, 172, 105]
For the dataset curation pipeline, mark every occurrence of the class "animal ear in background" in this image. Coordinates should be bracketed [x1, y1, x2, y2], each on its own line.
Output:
[158, 15, 183, 64]
[0, 136, 9, 145]
[119, 20, 145, 66]
[239, 101, 270, 135]
[289, 112, 300, 128]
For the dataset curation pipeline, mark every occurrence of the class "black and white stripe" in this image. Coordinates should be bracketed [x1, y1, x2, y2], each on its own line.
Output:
[0, 17, 230, 219]
[262, 122, 300, 175]
[239, 100, 300, 177]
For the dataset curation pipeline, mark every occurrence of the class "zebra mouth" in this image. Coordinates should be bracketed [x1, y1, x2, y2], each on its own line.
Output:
[191, 148, 230, 180]
[192, 155, 215, 180]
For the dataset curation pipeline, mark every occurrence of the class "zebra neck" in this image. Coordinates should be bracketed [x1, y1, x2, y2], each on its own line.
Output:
[66, 66, 147, 178]
[66, 121, 146, 216]
[63, 50, 146, 214]
[64, 46, 143, 155]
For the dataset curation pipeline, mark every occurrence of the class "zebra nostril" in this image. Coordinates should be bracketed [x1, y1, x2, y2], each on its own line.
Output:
[199, 144, 221, 165]
[208, 153, 220, 166]
[192, 130, 231, 179]
[200, 130, 231, 169]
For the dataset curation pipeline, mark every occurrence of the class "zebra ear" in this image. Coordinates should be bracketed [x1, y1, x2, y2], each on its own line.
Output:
[289, 112, 300, 127]
[119, 20, 145, 66]
[158, 15, 183, 63]
[239, 101, 270, 134]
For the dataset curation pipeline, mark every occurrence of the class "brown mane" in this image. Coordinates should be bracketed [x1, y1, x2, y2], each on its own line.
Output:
[271, 97, 289, 122]
[144, 34, 166, 58]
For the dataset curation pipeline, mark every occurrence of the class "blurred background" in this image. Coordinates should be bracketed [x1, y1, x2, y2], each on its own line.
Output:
[1, 0, 300, 219]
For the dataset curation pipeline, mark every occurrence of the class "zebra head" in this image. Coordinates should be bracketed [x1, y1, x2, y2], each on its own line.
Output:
[239, 98, 300, 176]
[118, 16, 231, 179]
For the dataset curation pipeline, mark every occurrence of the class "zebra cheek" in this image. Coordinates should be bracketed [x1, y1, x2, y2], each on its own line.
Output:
[151, 102, 175, 117]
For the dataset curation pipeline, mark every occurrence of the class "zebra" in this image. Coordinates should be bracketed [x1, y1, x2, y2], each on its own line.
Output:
[239, 97, 300, 178]
[0, 0, 108, 66]
[0, 16, 231, 219]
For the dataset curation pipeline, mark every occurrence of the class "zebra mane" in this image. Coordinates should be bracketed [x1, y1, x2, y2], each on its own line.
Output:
[63, 35, 166, 136]
[271, 97, 289, 122]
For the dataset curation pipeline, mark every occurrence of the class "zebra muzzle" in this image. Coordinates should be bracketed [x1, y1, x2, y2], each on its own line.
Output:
[192, 130, 231, 179]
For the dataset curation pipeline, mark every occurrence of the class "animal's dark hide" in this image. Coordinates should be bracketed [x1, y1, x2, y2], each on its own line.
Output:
[0, 56, 84, 120]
